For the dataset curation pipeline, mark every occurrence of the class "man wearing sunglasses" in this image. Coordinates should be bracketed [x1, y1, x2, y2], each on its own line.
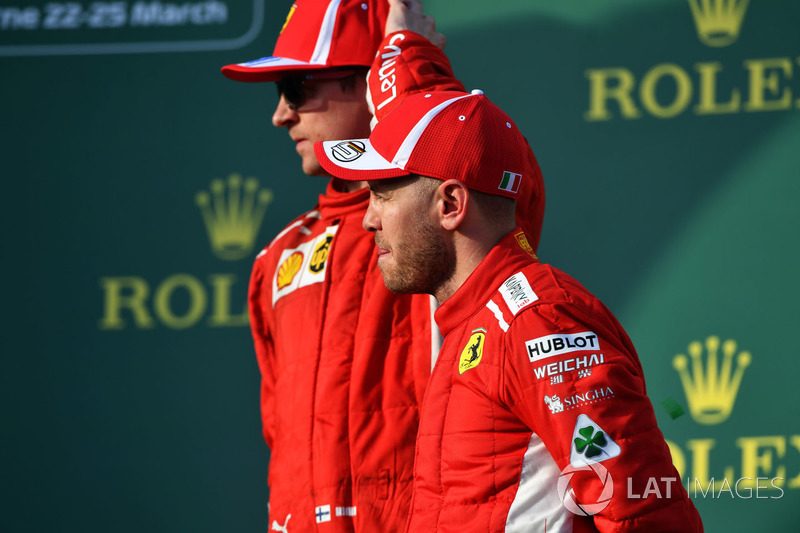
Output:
[272, 66, 373, 178]
[220, 0, 462, 531]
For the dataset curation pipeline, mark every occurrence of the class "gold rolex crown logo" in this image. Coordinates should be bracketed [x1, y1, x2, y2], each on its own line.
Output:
[673, 336, 751, 425]
[688, 0, 749, 47]
[196, 174, 274, 261]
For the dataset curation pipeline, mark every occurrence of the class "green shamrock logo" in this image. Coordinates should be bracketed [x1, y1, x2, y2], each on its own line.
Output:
[574, 425, 607, 458]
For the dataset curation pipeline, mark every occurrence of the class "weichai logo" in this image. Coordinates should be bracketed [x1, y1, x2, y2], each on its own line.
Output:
[664, 336, 798, 496]
[584, 1, 798, 121]
[98, 174, 272, 330]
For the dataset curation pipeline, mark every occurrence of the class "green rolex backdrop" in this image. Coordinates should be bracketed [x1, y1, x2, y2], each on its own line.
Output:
[2, 0, 798, 531]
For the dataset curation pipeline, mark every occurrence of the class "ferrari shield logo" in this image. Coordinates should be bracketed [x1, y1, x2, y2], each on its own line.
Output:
[459, 328, 486, 375]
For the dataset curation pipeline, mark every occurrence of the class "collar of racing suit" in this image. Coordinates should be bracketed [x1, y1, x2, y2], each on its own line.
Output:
[434, 227, 538, 337]
[317, 179, 370, 219]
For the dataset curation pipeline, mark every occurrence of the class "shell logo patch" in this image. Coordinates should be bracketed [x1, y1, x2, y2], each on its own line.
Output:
[309, 234, 333, 273]
[459, 328, 486, 375]
[271, 225, 339, 306]
[277, 251, 303, 289]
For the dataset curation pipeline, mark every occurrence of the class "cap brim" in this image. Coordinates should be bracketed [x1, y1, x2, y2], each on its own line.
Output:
[221, 56, 329, 82]
[315, 139, 410, 181]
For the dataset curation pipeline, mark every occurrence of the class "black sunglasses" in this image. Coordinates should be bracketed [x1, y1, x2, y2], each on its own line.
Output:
[275, 69, 359, 110]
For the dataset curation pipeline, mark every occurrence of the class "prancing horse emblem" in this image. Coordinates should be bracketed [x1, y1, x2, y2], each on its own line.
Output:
[459, 328, 486, 375]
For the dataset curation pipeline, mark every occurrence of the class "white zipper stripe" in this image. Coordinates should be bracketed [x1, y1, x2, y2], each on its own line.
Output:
[485, 300, 510, 332]
[505, 433, 573, 532]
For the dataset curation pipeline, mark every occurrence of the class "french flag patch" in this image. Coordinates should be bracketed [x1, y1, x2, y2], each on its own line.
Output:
[498, 171, 522, 193]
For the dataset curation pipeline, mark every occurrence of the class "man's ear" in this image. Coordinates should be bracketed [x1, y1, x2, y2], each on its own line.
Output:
[435, 179, 469, 231]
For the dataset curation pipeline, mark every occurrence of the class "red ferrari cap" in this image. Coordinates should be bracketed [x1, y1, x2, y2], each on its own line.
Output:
[221, 0, 389, 82]
[314, 90, 534, 200]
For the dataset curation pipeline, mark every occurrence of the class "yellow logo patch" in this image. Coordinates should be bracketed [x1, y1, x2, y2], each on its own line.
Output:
[459, 329, 486, 375]
[514, 230, 537, 259]
[280, 4, 297, 35]
[309, 235, 333, 273]
[277, 251, 303, 289]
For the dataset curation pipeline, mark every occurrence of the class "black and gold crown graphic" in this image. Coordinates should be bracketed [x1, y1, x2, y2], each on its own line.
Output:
[688, 0, 749, 47]
[196, 174, 273, 261]
[673, 336, 750, 425]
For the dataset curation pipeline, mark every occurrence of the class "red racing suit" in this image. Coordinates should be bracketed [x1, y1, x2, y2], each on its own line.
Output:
[247, 30, 467, 532]
[249, 185, 438, 531]
[248, 183, 435, 531]
[405, 228, 704, 532]
[248, 30, 547, 532]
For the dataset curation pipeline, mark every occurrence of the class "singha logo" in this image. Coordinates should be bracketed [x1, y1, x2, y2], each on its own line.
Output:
[545, 394, 565, 414]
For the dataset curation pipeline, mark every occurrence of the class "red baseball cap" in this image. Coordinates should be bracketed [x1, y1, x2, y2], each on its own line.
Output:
[314, 90, 536, 200]
[315, 89, 546, 249]
[221, 0, 389, 82]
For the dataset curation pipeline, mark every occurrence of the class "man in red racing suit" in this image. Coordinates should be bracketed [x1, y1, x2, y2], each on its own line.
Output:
[406, 228, 704, 531]
[221, 0, 545, 530]
[314, 89, 704, 531]
[247, 183, 435, 531]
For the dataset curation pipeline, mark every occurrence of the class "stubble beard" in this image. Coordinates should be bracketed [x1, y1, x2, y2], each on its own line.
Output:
[304, 153, 325, 177]
[378, 219, 455, 296]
